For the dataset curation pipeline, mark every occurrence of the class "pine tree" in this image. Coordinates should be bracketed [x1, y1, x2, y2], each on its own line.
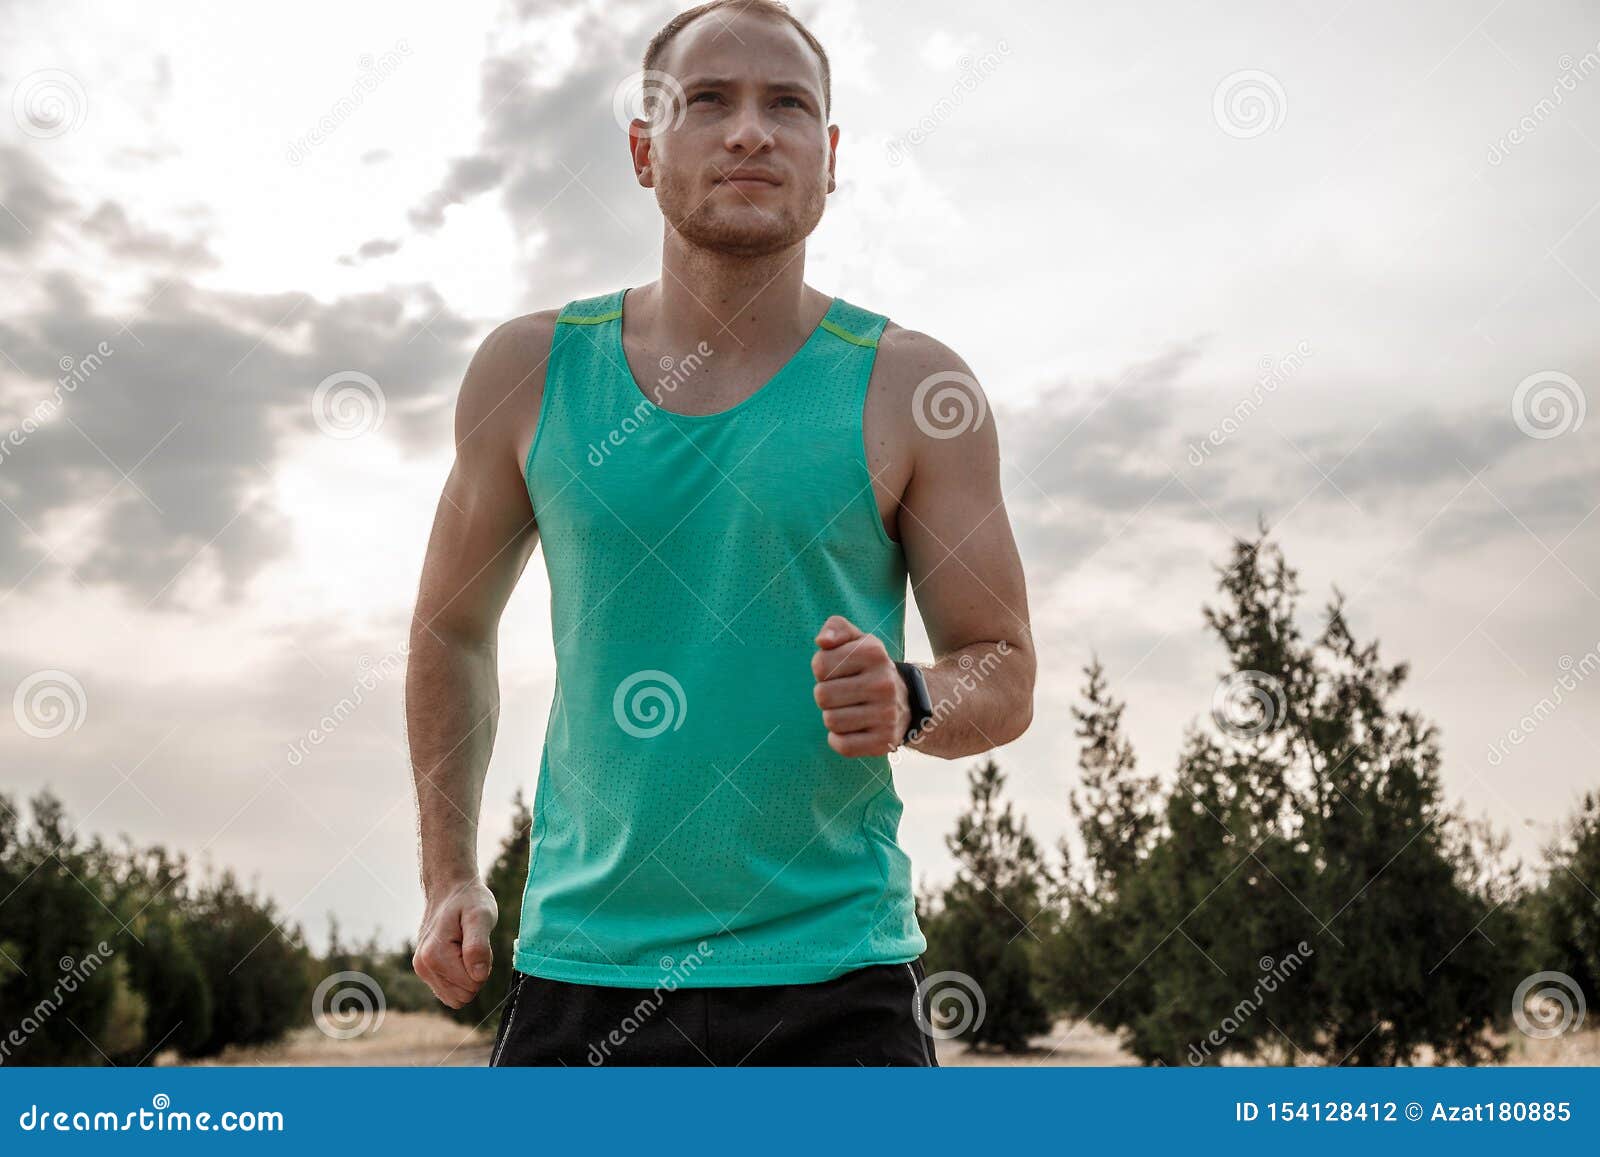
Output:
[183, 868, 314, 1056]
[1069, 658, 1161, 894]
[104, 840, 214, 1062]
[0, 792, 127, 1064]
[1045, 529, 1511, 1065]
[922, 757, 1052, 1051]
[1041, 660, 1161, 1028]
[1528, 791, 1600, 1005]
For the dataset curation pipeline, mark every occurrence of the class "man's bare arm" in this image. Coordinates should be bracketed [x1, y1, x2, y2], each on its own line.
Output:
[889, 329, 1034, 757]
[406, 312, 554, 1008]
[811, 328, 1034, 761]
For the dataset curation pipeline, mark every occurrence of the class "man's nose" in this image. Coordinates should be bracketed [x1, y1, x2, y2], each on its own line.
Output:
[725, 102, 774, 151]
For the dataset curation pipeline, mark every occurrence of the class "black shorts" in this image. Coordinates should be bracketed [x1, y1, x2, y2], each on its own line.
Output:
[489, 956, 940, 1066]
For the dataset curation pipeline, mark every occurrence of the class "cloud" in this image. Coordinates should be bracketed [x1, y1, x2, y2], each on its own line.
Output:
[0, 146, 73, 255]
[403, 3, 675, 290]
[407, 154, 508, 232]
[339, 237, 403, 265]
[80, 201, 218, 268]
[992, 340, 1597, 594]
[0, 155, 476, 606]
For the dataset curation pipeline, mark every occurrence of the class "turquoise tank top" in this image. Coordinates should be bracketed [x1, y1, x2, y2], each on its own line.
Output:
[512, 286, 925, 987]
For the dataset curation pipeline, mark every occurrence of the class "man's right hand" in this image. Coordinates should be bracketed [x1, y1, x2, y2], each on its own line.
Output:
[413, 878, 499, 1009]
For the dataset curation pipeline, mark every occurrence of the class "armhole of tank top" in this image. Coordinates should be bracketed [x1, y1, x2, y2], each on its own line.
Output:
[854, 324, 901, 554]
[522, 316, 568, 510]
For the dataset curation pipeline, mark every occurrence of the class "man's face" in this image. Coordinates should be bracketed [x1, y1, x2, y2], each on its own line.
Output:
[638, 12, 835, 258]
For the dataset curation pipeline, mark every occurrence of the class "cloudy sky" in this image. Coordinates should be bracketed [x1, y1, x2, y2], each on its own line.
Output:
[1, 0, 1596, 952]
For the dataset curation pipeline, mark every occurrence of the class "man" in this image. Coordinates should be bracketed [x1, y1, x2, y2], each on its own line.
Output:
[406, 0, 1034, 1066]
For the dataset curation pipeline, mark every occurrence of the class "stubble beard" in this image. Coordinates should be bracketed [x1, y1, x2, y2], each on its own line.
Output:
[655, 165, 826, 258]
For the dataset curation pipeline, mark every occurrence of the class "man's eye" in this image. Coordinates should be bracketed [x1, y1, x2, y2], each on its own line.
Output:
[689, 91, 719, 103]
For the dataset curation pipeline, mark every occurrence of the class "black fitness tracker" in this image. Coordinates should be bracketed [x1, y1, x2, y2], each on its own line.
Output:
[894, 660, 933, 746]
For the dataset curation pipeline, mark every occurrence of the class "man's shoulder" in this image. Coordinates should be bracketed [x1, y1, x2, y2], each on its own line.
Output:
[467, 308, 566, 387]
[870, 319, 982, 398]
[875, 319, 963, 365]
[482, 306, 565, 362]
[473, 288, 623, 372]
[866, 317, 993, 453]
[453, 307, 564, 436]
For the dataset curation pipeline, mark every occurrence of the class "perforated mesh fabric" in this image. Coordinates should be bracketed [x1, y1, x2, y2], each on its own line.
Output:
[512, 287, 924, 987]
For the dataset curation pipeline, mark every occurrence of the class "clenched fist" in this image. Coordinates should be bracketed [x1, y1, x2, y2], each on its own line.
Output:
[812, 614, 911, 757]
[412, 877, 498, 1009]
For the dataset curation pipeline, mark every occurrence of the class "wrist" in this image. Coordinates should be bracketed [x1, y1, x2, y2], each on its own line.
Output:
[893, 660, 933, 746]
[423, 868, 483, 904]
[891, 670, 912, 745]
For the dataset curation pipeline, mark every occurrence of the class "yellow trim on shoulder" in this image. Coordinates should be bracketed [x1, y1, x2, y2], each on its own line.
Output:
[818, 317, 878, 348]
[556, 308, 622, 325]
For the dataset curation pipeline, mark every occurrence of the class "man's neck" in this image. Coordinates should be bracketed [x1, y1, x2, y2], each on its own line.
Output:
[635, 238, 828, 360]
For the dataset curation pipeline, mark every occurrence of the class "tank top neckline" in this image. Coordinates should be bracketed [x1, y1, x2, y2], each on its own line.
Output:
[613, 286, 842, 422]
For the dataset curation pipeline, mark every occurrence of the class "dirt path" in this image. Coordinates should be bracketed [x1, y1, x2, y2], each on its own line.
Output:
[172, 1011, 1131, 1067]
[172, 1010, 1596, 1068]
[169, 1011, 494, 1067]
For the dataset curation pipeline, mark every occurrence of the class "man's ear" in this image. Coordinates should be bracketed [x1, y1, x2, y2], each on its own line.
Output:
[630, 119, 656, 188]
[826, 123, 839, 193]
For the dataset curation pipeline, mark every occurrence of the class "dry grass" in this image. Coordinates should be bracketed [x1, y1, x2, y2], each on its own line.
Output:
[163, 1011, 493, 1067]
[1500, 1026, 1600, 1066]
[935, 1017, 1138, 1066]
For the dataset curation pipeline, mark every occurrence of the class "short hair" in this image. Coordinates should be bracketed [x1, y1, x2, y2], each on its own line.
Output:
[642, 0, 832, 121]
